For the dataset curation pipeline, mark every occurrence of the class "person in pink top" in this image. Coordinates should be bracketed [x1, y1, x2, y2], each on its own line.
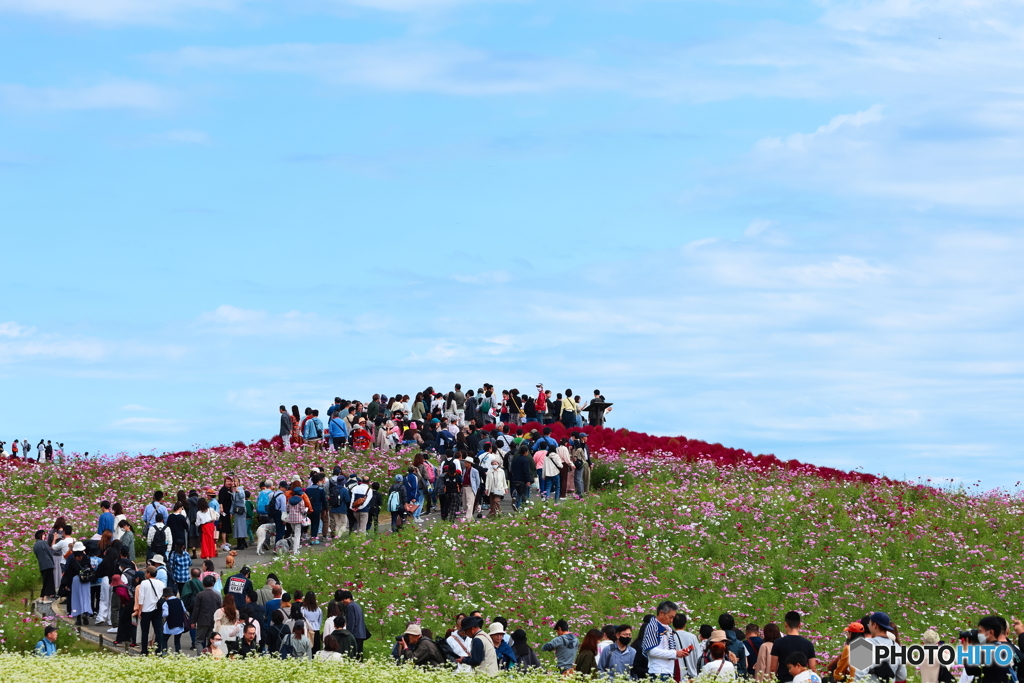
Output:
[533, 449, 546, 496]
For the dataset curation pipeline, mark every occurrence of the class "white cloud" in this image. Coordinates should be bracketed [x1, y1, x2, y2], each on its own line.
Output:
[756, 105, 884, 152]
[0, 80, 172, 111]
[0, 0, 505, 23]
[160, 42, 612, 96]
[0, 322, 32, 338]
[0, 0, 240, 24]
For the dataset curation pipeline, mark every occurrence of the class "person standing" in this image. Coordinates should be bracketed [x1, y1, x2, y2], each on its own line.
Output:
[305, 474, 327, 544]
[643, 601, 691, 680]
[770, 611, 818, 683]
[196, 497, 217, 560]
[217, 477, 234, 549]
[33, 530, 56, 603]
[146, 513, 169, 561]
[457, 616, 499, 675]
[142, 491, 168, 536]
[350, 477, 372, 534]
[542, 619, 580, 674]
[278, 405, 292, 450]
[327, 469, 351, 539]
[134, 566, 166, 655]
[339, 590, 368, 659]
[193, 575, 222, 650]
[97, 501, 115, 537]
[598, 624, 636, 679]
[231, 481, 248, 550]
[484, 460, 508, 518]
[675, 612, 701, 678]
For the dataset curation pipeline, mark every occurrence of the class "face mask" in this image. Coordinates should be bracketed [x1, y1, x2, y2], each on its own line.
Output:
[978, 633, 988, 644]
[619, 636, 632, 645]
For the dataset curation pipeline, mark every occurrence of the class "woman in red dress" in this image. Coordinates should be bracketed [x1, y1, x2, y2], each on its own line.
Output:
[197, 494, 217, 559]
[290, 405, 303, 448]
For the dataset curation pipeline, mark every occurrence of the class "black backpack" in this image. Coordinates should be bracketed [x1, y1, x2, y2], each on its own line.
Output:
[328, 477, 342, 508]
[151, 525, 167, 549]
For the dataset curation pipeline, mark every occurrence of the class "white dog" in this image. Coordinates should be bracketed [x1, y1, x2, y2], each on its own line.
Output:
[254, 523, 276, 555]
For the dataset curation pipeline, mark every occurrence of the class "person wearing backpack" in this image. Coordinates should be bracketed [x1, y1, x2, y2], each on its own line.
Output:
[147, 513, 169, 561]
[386, 475, 408, 532]
[303, 410, 324, 453]
[350, 477, 372, 534]
[179, 567, 203, 649]
[282, 621, 314, 659]
[327, 471, 351, 539]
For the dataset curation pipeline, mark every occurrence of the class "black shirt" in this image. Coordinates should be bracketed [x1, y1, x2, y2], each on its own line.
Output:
[772, 635, 817, 682]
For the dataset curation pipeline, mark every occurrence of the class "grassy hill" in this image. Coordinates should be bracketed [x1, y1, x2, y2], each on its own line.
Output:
[2, 426, 1022, 665]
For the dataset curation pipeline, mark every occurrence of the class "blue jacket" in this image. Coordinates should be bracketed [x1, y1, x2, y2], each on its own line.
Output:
[328, 417, 347, 438]
[303, 417, 323, 439]
[330, 481, 351, 514]
[97, 511, 115, 536]
[532, 436, 558, 452]
[305, 486, 327, 512]
[35, 638, 57, 656]
[404, 473, 419, 500]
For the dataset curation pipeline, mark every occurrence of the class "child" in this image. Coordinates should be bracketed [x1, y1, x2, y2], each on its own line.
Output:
[787, 652, 823, 683]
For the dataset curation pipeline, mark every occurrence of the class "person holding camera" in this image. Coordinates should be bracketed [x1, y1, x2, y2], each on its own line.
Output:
[399, 624, 445, 666]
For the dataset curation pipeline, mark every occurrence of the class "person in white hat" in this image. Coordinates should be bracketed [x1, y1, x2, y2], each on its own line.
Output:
[399, 623, 445, 666]
[149, 555, 170, 586]
[489, 622, 518, 670]
[65, 542, 94, 626]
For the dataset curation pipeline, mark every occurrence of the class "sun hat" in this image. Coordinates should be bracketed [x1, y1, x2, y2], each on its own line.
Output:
[869, 612, 896, 632]
[288, 496, 301, 505]
[151, 555, 165, 565]
[844, 622, 865, 633]
[488, 622, 506, 636]
[708, 630, 728, 643]
[72, 542, 85, 552]
[462, 616, 484, 631]
[404, 624, 423, 636]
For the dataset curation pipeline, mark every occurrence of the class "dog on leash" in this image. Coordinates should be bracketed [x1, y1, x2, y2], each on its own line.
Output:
[224, 550, 238, 569]
[254, 523, 276, 555]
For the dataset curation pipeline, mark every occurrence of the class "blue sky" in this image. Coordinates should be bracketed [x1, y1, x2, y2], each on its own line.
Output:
[2, 0, 1023, 487]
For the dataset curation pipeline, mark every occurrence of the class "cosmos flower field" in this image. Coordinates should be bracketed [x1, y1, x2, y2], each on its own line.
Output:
[1, 424, 1022, 670]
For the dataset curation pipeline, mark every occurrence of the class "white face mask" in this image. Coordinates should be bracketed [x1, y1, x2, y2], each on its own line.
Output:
[978, 633, 988, 644]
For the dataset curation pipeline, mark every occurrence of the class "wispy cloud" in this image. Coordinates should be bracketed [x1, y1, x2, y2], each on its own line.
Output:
[0, 80, 172, 111]
[158, 42, 612, 95]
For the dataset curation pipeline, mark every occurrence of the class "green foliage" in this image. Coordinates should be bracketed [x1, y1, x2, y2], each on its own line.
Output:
[1, 562, 42, 598]
[589, 462, 634, 490]
[0, 604, 77, 653]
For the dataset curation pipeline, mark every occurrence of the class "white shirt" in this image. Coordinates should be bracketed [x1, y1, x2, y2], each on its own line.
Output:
[447, 633, 472, 658]
[138, 577, 166, 613]
[701, 659, 737, 679]
[793, 670, 823, 683]
[597, 640, 613, 654]
[351, 484, 372, 510]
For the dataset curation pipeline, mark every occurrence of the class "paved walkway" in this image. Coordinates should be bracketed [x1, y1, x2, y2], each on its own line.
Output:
[40, 494, 518, 655]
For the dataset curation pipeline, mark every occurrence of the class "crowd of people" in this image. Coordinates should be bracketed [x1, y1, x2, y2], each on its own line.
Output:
[1, 438, 64, 461]
[276, 384, 612, 455]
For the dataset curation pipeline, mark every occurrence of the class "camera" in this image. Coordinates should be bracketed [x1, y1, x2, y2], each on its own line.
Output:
[959, 629, 979, 643]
